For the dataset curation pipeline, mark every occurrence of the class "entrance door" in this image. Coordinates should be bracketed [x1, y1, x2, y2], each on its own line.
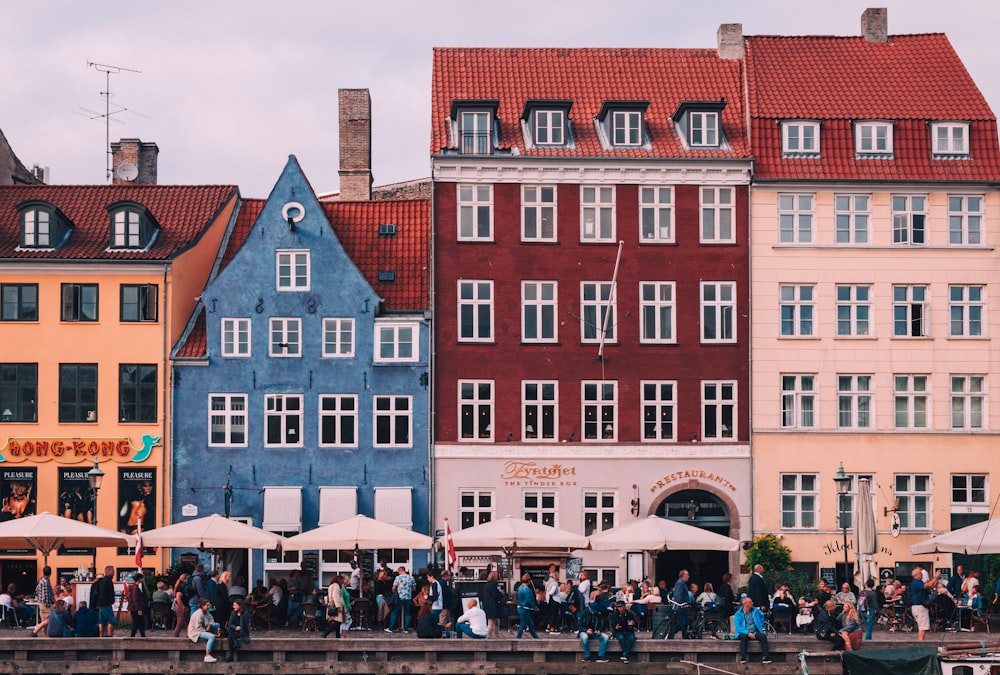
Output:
[2, 559, 37, 597]
[654, 490, 731, 592]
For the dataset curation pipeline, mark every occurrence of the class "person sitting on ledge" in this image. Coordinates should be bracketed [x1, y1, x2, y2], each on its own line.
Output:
[734, 596, 771, 664]
[74, 601, 99, 637]
[188, 598, 222, 663]
[46, 599, 74, 637]
[455, 599, 487, 640]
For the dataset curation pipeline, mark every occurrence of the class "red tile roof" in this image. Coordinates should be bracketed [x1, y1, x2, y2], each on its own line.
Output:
[219, 198, 262, 270]
[431, 48, 750, 159]
[173, 304, 206, 359]
[0, 184, 239, 260]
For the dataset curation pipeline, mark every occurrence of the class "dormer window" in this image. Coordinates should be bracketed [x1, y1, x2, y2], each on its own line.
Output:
[17, 201, 68, 249]
[782, 121, 820, 155]
[108, 202, 158, 249]
[597, 101, 649, 149]
[689, 112, 718, 147]
[672, 101, 727, 149]
[452, 100, 499, 155]
[855, 121, 893, 156]
[932, 122, 970, 156]
[522, 100, 572, 147]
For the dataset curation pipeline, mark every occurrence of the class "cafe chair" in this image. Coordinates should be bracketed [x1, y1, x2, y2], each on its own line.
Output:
[301, 602, 319, 632]
[149, 600, 173, 629]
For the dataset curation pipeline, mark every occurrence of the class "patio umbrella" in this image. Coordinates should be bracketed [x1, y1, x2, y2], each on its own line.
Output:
[282, 515, 433, 551]
[449, 515, 588, 552]
[0, 511, 131, 565]
[853, 478, 878, 584]
[589, 515, 739, 552]
[910, 518, 1000, 555]
[139, 513, 287, 550]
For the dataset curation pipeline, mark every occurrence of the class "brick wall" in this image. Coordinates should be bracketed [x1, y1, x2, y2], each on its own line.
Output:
[338, 89, 372, 200]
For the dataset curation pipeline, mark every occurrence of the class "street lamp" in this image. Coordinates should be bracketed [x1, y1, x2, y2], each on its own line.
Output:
[833, 463, 852, 590]
[87, 461, 105, 574]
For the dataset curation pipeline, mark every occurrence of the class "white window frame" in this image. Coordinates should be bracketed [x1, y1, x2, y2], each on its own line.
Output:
[835, 194, 870, 245]
[458, 280, 493, 342]
[836, 285, 871, 337]
[639, 281, 676, 343]
[780, 473, 817, 529]
[460, 111, 491, 155]
[778, 193, 814, 244]
[639, 186, 674, 242]
[522, 281, 558, 343]
[702, 380, 736, 440]
[837, 375, 872, 429]
[580, 281, 616, 344]
[580, 186, 615, 242]
[781, 374, 816, 429]
[689, 111, 719, 147]
[322, 318, 355, 357]
[932, 122, 969, 155]
[700, 187, 735, 243]
[269, 317, 301, 357]
[521, 185, 557, 241]
[948, 195, 983, 246]
[583, 490, 617, 537]
[949, 285, 984, 337]
[612, 110, 642, 146]
[523, 490, 558, 527]
[641, 380, 676, 442]
[112, 209, 141, 248]
[779, 284, 815, 337]
[522, 380, 557, 442]
[375, 322, 418, 363]
[582, 380, 617, 442]
[895, 474, 930, 531]
[855, 121, 893, 154]
[276, 250, 310, 291]
[782, 121, 820, 154]
[892, 285, 929, 338]
[23, 209, 51, 247]
[951, 474, 988, 513]
[373, 395, 412, 447]
[264, 393, 303, 447]
[221, 318, 251, 357]
[459, 489, 494, 529]
[459, 380, 494, 442]
[457, 184, 493, 241]
[533, 110, 564, 146]
[894, 374, 929, 429]
[951, 375, 985, 430]
[700, 281, 736, 343]
[318, 394, 358, 447]
[208, 393, 248, 447]
[892, 195, 927, 245]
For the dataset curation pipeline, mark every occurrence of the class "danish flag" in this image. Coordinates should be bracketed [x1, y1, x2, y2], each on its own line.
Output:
[134, 522, 143, 568]
[444, 517, 456, 571]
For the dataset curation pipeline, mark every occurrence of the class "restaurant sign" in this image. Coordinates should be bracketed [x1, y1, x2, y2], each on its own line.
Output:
[0, 434, 161, 464]
[501, 461, 577, 487]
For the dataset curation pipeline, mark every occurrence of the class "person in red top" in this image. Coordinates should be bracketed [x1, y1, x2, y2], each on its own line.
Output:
[127, 573, 146, 637]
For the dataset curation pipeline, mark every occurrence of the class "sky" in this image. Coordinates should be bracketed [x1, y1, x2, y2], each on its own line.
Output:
[4, 0, 1000, 198]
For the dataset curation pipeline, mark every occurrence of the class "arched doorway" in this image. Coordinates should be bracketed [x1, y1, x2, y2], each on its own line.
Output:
[654, 489, 731, 592]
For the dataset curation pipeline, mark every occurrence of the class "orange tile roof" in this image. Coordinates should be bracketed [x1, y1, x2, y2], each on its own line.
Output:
[219, 198, 263, 270]
[174, 304, 206, 359]
[431, 48, 750, 159]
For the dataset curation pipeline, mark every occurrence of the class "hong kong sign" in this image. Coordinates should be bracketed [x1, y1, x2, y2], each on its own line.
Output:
[0, 434, 161, 464]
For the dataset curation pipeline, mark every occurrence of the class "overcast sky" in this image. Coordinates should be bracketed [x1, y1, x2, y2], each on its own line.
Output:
[4, 0, 999, 197]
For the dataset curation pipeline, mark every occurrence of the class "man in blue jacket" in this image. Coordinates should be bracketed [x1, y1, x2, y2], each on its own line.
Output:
[734, 596, 771, 664]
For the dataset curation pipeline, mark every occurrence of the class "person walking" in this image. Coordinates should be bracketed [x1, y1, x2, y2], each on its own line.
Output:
[515, 573, 539, 639]
[127, 573, 146, 637]
[31, 566, 54, 637]
[94, 565, 117, 638]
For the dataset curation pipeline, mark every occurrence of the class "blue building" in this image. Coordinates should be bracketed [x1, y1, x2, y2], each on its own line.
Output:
[171, 155, 431, 588]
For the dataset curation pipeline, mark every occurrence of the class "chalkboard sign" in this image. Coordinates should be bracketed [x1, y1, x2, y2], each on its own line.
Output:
[361, 552, 374, 580]
[566, 557, 583, 581]
[879, 567, 894, 581]
[936, 567, 951, 582]
[302, 553, 319, 578]
[820, 568, 837, 586]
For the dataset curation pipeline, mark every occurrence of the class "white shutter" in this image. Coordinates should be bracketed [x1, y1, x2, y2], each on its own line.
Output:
[374, 487, 413, 529]
[262, 486, 302, 532]
[318, 487, 358, 526]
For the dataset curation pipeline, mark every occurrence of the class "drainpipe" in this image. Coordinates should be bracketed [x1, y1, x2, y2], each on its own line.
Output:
[161, 264, 169, 572]
[427, 167, 436, 551]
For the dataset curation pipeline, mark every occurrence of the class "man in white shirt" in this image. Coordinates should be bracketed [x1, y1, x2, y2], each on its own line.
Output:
[578, 571, 592, 612]
[348, 561, 362, 597]
[455, 599, 487, 639]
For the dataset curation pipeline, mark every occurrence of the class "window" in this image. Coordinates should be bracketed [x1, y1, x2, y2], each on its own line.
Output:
[0, 364, 37, 422]
[522, 186, 556, 241]
[781, 374, 816, 428]
[522, 281, 557, 343]
[21, 208, 51, 247]
[932, 122, 969, 155]
[319, 394, 357, 447]
[700, 187, 734, 242]
[322, 318, 354, 357]
[375, 323, 418, 362]
[702, 381, 736, 440]
[641, 381, 675, 441]
[61, 283, 98, 322]
[855, 121, 893, 154]
[111, 208, 143, 248]
[951, 375, 985, 429]
[59, 364, 97, 423]
[950, 285, 984, 337]
[580, 186, 615, 241]
[952, 474, 987, 509]
[835, 194, 870, 244]
[639, 187, 673, 242]
[782, 121, 819, 154]
[460, 111, 490, 154]
[269, 318, 301, 357]
[701, 282, 736, 342]
[779, 284, 814, 337]
[892, 195, 926, 245]
[460, 489, 494, 529]
[838, 375, 872, 429]
[221, 318, 251, 357]
[458, 184, 492, 240]
[264, 394, 302, 446]
[373, 395, 411, 447]
[640, 282, 675, 343]
[533, 110, 564, 146]
[1, 284, 37, 321]
[893, 285, 928, 337]
[582, 381, 617, 441]
[612, 110, 642, 146]
[894, 375, 928, 429]
[778, 194, 814, 243]
[523, 381, 557, 441]
[459, 380, 493, 441]
[781, 474, 817, 529]
[523, 491, 557, 526]
[584, 491, 616, 536]
[208, 394, 247, 446]
[839, 474, 876, 529]
[948, 195, 983, 245]
[689, 111, 719, 147]
[458, 280, 493, 342]
[276, 250, 310, 290]
[119, 364, 156, 423]
[895, 474, 930, 530]
[836, 285, 871, 337]
[120, 284, 157, 322]
[581, 281, 616, 343]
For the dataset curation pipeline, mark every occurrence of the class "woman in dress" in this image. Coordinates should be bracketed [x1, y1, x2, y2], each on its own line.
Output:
[322, 574, 344, 638]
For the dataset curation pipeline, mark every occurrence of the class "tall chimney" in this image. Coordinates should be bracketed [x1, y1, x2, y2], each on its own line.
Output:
[110, 139, 159, 185]
[861, 8, 888, 43]
[717, 23, 744, 60]
[338, 89, 373, 201]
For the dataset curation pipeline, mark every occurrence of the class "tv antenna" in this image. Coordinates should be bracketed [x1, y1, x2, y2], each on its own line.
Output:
[74, 61, 148, 181]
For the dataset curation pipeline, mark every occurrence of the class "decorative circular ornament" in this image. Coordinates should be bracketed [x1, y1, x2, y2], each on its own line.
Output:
[282, 201, 305, 223]
[890, 512, 901, 538]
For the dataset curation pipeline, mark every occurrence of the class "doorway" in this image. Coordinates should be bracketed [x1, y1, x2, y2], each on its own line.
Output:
[1, 559, 37, 596]
[654, 490, 731, 592]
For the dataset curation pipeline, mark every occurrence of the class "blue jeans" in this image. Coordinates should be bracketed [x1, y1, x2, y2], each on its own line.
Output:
[388, 598, 411, 631]
[861, 609, 876, 639]
[579, 630, 609, 659]
[616, 630, 636, 658]
[516, 608, 538, 638]
[456, 622, 486, 639]
[198, 624, 220, 652]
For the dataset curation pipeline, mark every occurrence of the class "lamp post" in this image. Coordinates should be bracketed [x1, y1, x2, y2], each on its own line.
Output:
[87, 460, 105, 574]
[833, 463, 851, 589]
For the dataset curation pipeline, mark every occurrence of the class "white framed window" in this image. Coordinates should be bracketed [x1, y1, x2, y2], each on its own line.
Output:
[523, 490, 557, 526]
[459, 380, 493, 441]
[932, 122, 969, 155]
[855, 121, 893, 154]
[951, 375, 985, 430]
[534, 110, 564, 146]
[894, 374, 928, 429]
[948, 195, 983, 245]
[781, 474, 817, 529]
[782, 121, 819, 154]
[839, 474, 877, 529]
[892, 195, 926, 245]
[835, 194, 870, 244]
[639, 186, 673, 242]
[375, 322, 418, 362]
[895, 474, 930, 530]
[702, 380, 736, 440]
[460, 489, 494, 529]
[276, 250, 310, 290]
[522, 185, 556, 241]
[612, 110, 642, 146]
[265, 393, 303, 447]
[458, 184, 493, 240]
[837, 375, 872, 429]
[689, 111, 719, 147]
[581, 281, 616, 343]
[522, 281, 557, 343]
[322, 318, 355, 357]
[781, 374, 816, 428]
[318, 394, 357, 447]
[269, 318, 301, 357]
[836, 285, 871, 337]
[779, 284, 815, 337]
[112, 209, 142, 248]
[460, 111, 491, 154]
[639, 281, 675, 343]
[641, 381, 676, 442]
[582, 381, 617, 441]
[778, 194, 814, 243]
[580, 186, 615, 241]
[950, 285, 984, 337]
[700, 187, 734, 243]
[893, 285, 928, 337]
[458, 280, 493, 342]
[22, 209, 51, 247]
[523, 381, 557, 442]
[373, 395, 411, 447]
[952, 474, 987, 512]
[221, 318, 251, 357]
[583, 490, 616, 536]
[701, 281, 736, 343]
[208, 393, 247, 446]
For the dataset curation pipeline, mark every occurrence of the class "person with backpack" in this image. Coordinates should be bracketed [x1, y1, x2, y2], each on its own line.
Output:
[858, 578, 881, 639]
[93, 565, 117, 638]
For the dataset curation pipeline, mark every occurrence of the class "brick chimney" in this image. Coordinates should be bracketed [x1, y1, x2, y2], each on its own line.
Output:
[338, 89, 373, 201]
[717, 23, 744, 60]
[861, 8, 888, 43]
[110, 138, 159, 185]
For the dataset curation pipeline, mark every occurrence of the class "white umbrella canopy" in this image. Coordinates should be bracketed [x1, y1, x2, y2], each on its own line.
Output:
[910, 518, 1000, 555]
[283, 515, 433, 551]
[853, 478, 879, 584]
[449, 515, 588, 551]
[140, 514, 286, 550]
[0, 511, 131, 564]
[589, 515, 739, 552]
